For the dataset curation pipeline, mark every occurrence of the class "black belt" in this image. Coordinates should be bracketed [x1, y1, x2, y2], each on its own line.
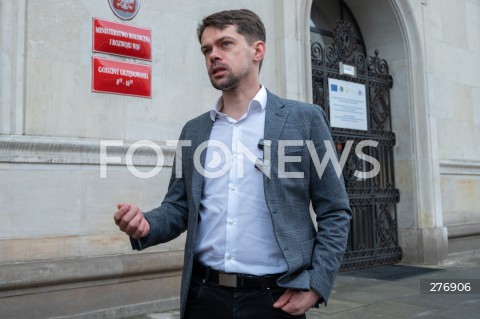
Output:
[192, 260, 283, 289]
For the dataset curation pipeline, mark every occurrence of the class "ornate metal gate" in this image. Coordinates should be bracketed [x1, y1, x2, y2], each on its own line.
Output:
[311, 20, 402, 271]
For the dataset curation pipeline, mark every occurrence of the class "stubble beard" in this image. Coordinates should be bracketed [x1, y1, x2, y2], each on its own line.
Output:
[209, 61, 251, 92]
[210, 73, 241, 91]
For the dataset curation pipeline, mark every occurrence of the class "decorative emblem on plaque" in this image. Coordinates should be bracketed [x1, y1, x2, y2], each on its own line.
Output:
[108, 0, 140, 20]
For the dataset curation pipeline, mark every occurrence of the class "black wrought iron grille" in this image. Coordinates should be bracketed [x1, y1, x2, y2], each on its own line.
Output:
[311, 20, 402, 271]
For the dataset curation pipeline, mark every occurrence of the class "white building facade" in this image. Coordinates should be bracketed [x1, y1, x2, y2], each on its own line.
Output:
[0, 0, 479, 317]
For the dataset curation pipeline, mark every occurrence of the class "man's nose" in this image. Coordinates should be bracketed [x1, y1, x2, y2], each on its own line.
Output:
[209, 47, 221, 61]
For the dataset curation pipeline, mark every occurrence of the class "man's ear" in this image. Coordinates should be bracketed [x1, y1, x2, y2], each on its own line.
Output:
[252, 40, 266, 63]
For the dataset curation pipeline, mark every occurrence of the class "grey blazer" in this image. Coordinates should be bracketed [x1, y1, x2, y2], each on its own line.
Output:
[132, 90, 351, 318]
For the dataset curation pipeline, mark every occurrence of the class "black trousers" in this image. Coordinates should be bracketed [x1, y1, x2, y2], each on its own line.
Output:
[185, 275, 307, 319]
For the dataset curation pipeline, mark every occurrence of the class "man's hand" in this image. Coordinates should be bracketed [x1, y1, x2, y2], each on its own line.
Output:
[273, 289, 321, 316]
[113, 203, 150, 239]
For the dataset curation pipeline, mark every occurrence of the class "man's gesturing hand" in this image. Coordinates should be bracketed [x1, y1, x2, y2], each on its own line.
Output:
[114, 203, 151, 239]
[273, 289, 320, 316]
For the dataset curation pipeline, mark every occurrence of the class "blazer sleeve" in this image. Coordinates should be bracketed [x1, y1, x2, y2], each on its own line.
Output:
[307, 106, 352, 303]
[131, 125, 190, 251]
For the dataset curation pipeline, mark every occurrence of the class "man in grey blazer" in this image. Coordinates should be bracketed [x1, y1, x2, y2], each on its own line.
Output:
[114, 9, 351, 319]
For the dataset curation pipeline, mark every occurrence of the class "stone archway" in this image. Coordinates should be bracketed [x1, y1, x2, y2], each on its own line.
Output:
[301, 0, 448, 265]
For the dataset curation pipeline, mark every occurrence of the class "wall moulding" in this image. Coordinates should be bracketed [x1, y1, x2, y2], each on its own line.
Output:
[439, 160, 480, 176]
[0, 250, 183, 296]
[0, 135, 175, 167]
[447, 223, 480, 240]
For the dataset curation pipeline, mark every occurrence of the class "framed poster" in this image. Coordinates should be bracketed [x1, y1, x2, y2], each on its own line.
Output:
[328, 78, 368, 131]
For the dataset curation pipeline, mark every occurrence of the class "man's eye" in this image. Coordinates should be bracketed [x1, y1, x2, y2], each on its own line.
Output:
[203, 49, 211, 55]
[223, 41, 232, 47]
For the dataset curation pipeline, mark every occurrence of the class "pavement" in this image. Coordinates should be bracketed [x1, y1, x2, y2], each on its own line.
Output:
[125, 257, 480, 319]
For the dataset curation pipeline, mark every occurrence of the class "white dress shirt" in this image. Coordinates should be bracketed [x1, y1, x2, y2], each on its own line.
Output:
[193, 86, 288, 275]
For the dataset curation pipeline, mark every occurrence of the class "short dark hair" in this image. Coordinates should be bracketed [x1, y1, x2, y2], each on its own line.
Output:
[197, 9, 266, 45]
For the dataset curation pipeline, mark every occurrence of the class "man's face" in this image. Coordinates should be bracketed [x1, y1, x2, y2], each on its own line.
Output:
[200, 25, 258, 91]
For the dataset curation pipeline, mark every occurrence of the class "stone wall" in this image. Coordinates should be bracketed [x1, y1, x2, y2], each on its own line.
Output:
[423, 0, 480, 256]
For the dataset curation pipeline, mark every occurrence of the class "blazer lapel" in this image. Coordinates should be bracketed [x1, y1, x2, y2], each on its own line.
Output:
[190, 114, 214, 211]
[264, 90, 289, 146]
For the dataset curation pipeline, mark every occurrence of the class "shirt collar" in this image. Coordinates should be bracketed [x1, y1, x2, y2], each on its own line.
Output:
[209, 85, 267, 121]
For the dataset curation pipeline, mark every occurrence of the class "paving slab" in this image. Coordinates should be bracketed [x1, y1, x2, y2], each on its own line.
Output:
[415, 298, 480, 319]
[308, 300, 441, 319]
[396, 293, 479, 310]
[310, 298, 365, 314]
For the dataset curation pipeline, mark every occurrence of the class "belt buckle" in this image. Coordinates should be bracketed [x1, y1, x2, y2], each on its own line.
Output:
[218, 273, 237, 288]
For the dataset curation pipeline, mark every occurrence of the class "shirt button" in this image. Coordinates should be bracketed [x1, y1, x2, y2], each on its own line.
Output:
[227, 255, 232, 260]
[228, 220, 234, 225]
[230, 186, 235, 191]
[234, 123, 239, 127]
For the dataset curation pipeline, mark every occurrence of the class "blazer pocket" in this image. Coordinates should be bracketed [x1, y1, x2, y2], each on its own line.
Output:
[282, 145, 308, 155]
[274, 138, 308, 156]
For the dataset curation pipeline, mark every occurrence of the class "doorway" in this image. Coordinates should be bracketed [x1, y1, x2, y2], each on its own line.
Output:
[310, 0, 402, 271]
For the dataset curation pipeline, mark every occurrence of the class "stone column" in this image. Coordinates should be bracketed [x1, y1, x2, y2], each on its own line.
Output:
[391, 0, 448, 265]
[272, 0, 313, 102]
[0, 0, 26, 135]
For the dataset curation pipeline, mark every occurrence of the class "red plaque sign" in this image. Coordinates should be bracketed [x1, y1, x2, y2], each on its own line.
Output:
[92, 57, 151, 98]
[93, 18, 151, 60]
